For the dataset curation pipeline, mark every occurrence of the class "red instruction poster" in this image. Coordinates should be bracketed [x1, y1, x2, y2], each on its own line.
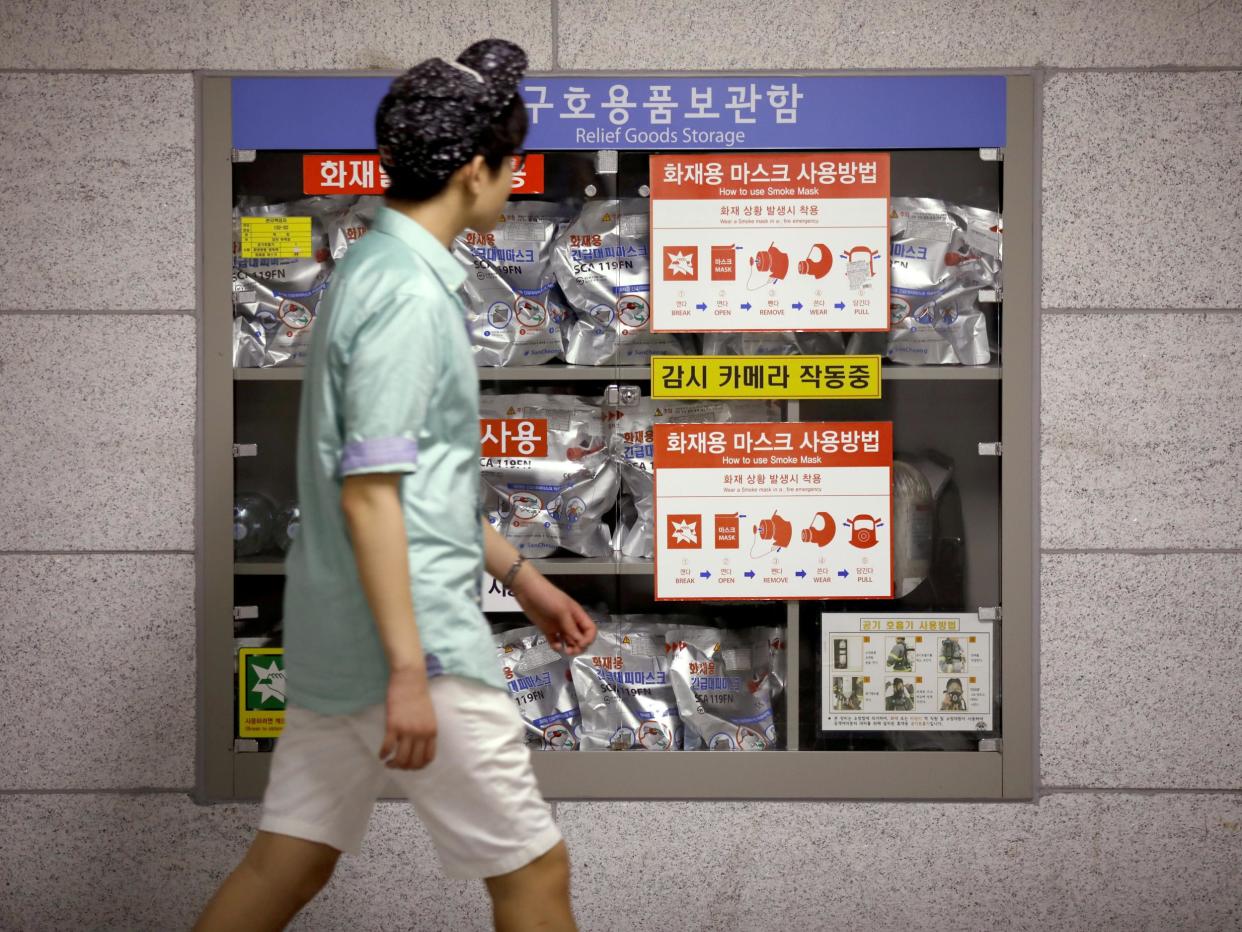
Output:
[654, 422, 893, 601]
[649, 153, 889, 333]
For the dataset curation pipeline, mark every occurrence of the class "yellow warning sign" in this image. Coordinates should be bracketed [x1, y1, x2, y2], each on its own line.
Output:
[651, 355, 882, 400]
[240, 216, 313, 259]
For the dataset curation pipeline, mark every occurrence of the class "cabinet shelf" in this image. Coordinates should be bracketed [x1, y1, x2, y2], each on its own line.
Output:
[234, 554, 654, 577]
[233, 361, 1002, 382]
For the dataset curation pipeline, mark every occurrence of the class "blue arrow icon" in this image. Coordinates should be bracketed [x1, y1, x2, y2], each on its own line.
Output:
[696, 303, 708, 311]
[837, 569, 850, 579]
[737, 514, 747, 518]
[699, 570, 712, 579]
[834, 301, 846, 310]
[744, 570, 756, 578]
[792, 302, 803, 310]
[795, 570, 807, 578]
[740, 302, 752, 311]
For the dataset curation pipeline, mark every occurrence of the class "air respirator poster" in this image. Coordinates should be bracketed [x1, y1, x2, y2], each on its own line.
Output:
[653, 422, 893, 600]
[649, 153, 890, 333]
[820, 613, 994, 732]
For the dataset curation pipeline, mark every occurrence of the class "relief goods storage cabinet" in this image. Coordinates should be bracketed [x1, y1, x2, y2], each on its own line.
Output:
[197, 72, 1036, 801]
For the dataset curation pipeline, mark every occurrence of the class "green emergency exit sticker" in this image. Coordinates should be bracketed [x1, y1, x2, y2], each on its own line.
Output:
[238, 647, 285, 738]
[240, 216, 313, 259]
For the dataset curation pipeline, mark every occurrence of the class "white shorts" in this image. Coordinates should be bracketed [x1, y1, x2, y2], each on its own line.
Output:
[259, 675, 561, 879]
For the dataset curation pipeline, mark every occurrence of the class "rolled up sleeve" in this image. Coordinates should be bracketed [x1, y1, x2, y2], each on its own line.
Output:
[340, 292, 438, 478]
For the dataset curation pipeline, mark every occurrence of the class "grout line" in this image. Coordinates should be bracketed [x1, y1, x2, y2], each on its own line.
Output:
[1042, 64, 1242, 74]
[1042, 547, 1242, 556]
[1031, 66, 1046, 803]
[550, 0, 560, 72]
[0, 787, 191, 796]
[1, 786, 1236, 800]
[1041, 786, 1242, 797]
[0, 65, 1238, 78]
[0, 550, 196, 556]
[0, 68, 190, 75]
[0, 308, 196, 316]
[1042, 307, 1242, 315]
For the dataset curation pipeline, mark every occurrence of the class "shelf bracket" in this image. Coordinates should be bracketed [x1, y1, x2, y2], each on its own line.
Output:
[978, 738, 1002, 752]
[604, 384, 642, 407]
[979, 148, 1004, 162]
[231, 148, 257, 164]
[234, 739, 260, 753]
[232, 443, 258, 458]
[595, 149, 618, 175]
[977, 442, 1002, 457]
[978, 606, 1003, 622]
[232, 605, 259, 620]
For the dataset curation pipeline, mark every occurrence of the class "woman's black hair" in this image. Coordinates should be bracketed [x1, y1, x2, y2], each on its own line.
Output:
[376, 39, 528, 203]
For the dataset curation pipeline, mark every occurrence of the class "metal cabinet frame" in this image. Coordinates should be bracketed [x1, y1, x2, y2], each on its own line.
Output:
[197, 72, 1037, 802]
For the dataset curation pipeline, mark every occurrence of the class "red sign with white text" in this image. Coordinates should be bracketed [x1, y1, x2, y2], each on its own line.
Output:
[480, 418, 548, 458]
[654, 422, 893, 601]
[303, 154, 544, 195]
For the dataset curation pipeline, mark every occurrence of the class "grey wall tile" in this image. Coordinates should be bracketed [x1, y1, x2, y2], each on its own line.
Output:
[0, 1, 552, 70]
[558, 794, 1242, 932]
[1043, 72, 1242, 309]
[1, 792, 1237, 930]
[1041, 313, 1242, 549]
[0, 315, 195, 550]
[0, 75, 195, 312]
[0, 555, 195, 790]
[1041, 553, 1242, 789]
[558, 0, 1242, 70]
[0, 795, 491, 931]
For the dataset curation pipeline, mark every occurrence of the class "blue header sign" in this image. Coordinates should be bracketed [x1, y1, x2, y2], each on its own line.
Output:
[232, 75, 1005, 151]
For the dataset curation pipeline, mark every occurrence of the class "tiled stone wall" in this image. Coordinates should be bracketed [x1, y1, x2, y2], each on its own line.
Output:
[2, 2, 1239, 928]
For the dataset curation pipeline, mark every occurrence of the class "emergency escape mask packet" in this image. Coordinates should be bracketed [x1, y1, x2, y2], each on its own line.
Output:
[324, 195, 383, 260]
[571, 619, 683, 751]
[232, 197, 345, 368]
[453, 202, 572, 367]
[494, 626, 581, 751]
[610, 399, 780, 559]
[479, 394, 619, 558]
[849, 198, 1001, 366]
[667, 625, 780, 750]
[552, 199, 690, 365]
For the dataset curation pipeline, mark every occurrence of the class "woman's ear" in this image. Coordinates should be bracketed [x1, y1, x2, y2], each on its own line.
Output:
[461, 155, 488, 196]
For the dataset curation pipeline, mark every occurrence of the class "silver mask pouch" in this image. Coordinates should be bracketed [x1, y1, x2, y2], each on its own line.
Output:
[454, 203, 571, 367]
[610, 399, 779, 559]
[480, 394, 618, 558]
[668, 626, 778, 750]
[552, 199, 689, 365]
[232, 198, 342, 368]
[325, 195, 383, 260]
[494, 626, 580, 750]
[893, 459, 935, 598]
[876, 198, 1000, 366]
[571, 620, 682, 750]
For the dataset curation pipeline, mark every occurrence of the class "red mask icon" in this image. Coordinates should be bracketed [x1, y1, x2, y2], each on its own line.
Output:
[797, 244, 833, 279]
[755, 512, 793, 549]
[801, 512, 836, 547]
[847, 514, 880, 548]
[752, 244, 790, 281]
[844, 245, 878, 277]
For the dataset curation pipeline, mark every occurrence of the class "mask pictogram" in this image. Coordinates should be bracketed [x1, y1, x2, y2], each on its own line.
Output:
[751, 511, 792, 557]
[797, 244, 833, 279]
[846, 513, 882, 548]
[801, 511, 836, 547]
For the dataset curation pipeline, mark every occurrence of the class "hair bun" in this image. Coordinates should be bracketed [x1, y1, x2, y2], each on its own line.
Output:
[457, 38, 527, 110]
